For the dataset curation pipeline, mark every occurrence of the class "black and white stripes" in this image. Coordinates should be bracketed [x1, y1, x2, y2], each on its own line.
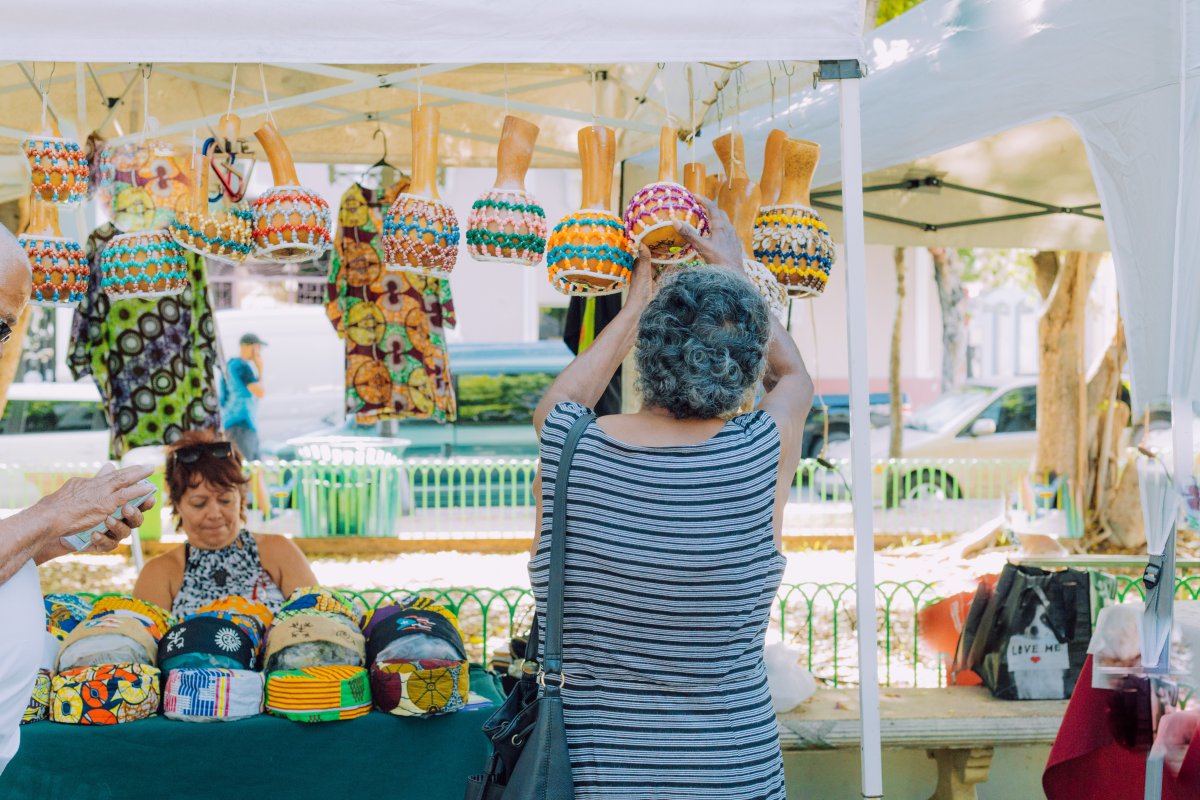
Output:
[530, 402, 788, 800]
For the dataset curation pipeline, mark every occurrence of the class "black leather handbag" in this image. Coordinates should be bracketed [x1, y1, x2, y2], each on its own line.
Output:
[464, 412, 593, 800]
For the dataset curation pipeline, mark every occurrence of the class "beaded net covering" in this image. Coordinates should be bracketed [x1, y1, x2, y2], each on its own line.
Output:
[623, 182, 709, 264]
[99, 231, 190, 299]
[171, 204, 253, 262]
[742, 258, 789, 321]
[19, 235, 89, 306]
[546, 211, 635, 296]
[23, 136, 88, 205]
[465, 189, 548, 266]
[752, 204, 836, 298]
[251, 186, 332, 263]
[381, 194, 461, 278]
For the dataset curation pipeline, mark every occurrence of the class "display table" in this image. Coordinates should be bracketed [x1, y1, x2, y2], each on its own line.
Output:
[0, 666, 501, 800]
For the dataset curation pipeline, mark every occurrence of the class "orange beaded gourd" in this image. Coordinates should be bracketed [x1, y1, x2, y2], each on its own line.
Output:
[19, 197, 88, 307]
[546, 125, 634, 296]
[251, 122, 331, 263]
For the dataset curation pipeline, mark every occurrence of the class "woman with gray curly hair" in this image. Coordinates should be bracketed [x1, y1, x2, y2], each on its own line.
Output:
[529, 199, 813, 800]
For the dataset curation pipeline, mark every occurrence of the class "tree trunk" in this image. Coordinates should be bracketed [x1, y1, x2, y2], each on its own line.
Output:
[889, 247, 906, 459]
[929, 247, 966, 392]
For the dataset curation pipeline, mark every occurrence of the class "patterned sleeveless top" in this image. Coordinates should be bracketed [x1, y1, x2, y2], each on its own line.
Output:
[172, 529, 286, 618]
[529, 402, 788, 800]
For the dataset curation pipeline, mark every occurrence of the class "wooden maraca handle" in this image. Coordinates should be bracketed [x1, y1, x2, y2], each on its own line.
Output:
[579, 124, 616, 211]
[192, 152, 211, 213]
[683, 162, 707, 197]
[778, 138, 820, 207]
[27, 193, 63, 238]
[494, 115, 539, 192]
[719, 179, 761, 258]
[253, 121, 300, 187]
[657, 127, 678, 184]
[712, 132, 747, 182]
[704, 174, 722, 201]
[759, 129, 788, 206]
[410, 106, 441, 200]
[217, 113, 240, 151]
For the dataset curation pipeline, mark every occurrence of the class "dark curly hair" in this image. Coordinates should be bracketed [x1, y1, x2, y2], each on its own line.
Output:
[164, 429, 250, 523]
[634, 266, 770, 419]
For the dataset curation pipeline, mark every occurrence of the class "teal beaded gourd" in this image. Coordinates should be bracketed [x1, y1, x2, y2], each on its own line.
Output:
[100, 231, 190, 299]
[466, 116, 548, 267]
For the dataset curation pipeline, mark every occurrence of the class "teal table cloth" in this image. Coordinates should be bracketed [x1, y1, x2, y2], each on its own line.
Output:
[0, 666, 500, 800]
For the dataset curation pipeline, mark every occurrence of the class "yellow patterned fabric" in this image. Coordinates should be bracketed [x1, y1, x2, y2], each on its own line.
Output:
[266, 665, 371, 722]
[88, 595, 176, 640]
[22, 670, 51, 724]
[370, 659, 468, 717]
[51, 664, 161, 725]
[196, 596, 275, 632]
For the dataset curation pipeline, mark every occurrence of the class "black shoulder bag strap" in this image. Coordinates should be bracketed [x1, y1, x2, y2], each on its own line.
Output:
[540, 410, 595, 685]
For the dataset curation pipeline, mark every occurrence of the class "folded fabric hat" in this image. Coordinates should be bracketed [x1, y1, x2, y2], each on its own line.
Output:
[22, 670, 51, 725]
[365, 599, 468, 666]
[360, 594, 419, 635]
[87, 596, 175, 641]
[276, 587, 364, 629]
[57, 616, 158, 671]
[264, 614, 367, 674]
[186, 611, 264, 655]
[196, 596, 274, 632]
[44, 593, 93, 641]
[370, 659, 469, 717]
[163, 668, 264, 722]
[266, 666, 371, 723]
[158, 616, 257, 673]
[51, 664, 161, 725]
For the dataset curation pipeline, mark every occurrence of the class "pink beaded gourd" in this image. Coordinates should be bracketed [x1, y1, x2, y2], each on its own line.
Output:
[623, 127, 708, 265]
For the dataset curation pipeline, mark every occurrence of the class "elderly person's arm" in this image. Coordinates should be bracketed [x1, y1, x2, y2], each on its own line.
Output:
[0, 464, 156, 584]
[532, 245, 654, 435]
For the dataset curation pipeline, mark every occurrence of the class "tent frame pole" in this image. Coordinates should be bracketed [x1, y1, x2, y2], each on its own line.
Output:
[830, 60, 885, 800]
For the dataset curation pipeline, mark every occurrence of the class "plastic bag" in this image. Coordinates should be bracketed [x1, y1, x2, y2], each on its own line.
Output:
[764, 643, 817, 713]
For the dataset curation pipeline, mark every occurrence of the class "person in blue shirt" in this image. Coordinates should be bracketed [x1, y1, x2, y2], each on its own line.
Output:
[223, 332, 266, 460]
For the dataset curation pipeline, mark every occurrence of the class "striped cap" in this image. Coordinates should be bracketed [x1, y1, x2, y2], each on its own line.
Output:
[266, 665, 371, 723]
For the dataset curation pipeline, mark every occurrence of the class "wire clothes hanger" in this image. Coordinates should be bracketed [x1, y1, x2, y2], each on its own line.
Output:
[357, 121, 403, 191]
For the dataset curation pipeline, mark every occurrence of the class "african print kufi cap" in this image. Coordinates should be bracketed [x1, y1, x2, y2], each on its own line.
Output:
[266, 666, 371, 723]
[158, 616, 258, 673]
[263, 614, 367, 674]
[364, 598, 467, 666]
[163, 668, 264, 722]
[57, 615, 159, 671]
[51, 664, 161, 725]
[44, 593, 94, 641]
[22, 670, 51, 724]
[370, 659, 469, 717]
[275, 586, 365, 629]
[87, 596, 176, 641]
[196, 596, 274, 632]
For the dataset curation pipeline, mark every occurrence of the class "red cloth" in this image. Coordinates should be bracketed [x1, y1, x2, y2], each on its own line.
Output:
[1044, 656, 1200, 798]
[917, 574, 1000, 687]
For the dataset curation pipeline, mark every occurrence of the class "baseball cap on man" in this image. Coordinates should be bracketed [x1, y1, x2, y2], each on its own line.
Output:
[239, 332, 267, 346]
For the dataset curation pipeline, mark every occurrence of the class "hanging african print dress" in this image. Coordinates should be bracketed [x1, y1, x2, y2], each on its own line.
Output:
[326, 182, 457, 423]
[68, 223, 223, 459]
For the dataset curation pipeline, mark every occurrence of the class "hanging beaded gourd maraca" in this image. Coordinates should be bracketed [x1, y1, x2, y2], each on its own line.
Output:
[251, 121, 331, 262]
[753, 138, 835, 298]
[624, 127, 708, 265]
[382, 106, 460, 278]
[170, 119, 253, 262]
[466, 115, 547, 266]
[546, 125, 635, 296]
[711, 131, 787, 321]
[23, 111, 88, 206]
[18, 196, 88, 307]
[100, 230, 190, 299]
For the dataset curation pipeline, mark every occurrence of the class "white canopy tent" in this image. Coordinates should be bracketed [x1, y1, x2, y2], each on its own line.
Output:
[0, 2, 888, 798]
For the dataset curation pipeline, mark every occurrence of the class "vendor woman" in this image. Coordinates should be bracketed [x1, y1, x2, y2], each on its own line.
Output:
[133, 430, 316, 616]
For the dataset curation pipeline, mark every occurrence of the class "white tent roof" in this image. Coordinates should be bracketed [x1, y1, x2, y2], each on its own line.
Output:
[2, 1, 865, 63]
[700, 0, 1194, 412]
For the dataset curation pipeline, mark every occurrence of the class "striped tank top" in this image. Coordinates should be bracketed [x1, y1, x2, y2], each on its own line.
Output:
[530, 402, 788, 800]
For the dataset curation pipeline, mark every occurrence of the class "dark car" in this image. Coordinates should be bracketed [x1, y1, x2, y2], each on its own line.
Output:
[802, 392, 906, 459]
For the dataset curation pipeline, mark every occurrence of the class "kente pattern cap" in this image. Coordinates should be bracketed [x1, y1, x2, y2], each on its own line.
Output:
[57, 615, 159, 671]
[87, 596, 176, 641]
[275, 586, 365, 628]
[44, 593, 93, 641]
[370, 659, 469, 717]
[266, 666, 371, 723]
[158, 616, 257, 673]
[163, 668, 264, 722]
[364, 599, 467, 666]
[22, 670, 51, 725]
[264, 614, 366, 673]
[51, 664, 161, 725]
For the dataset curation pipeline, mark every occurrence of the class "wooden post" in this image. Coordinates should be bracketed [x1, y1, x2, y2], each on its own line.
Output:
[1073, 253, 1089, 538]
[0, 305, 32, 421]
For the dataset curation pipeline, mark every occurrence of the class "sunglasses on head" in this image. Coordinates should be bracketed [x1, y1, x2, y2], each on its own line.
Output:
[172, 441, 234, 466]
[0, 320, 12, 345]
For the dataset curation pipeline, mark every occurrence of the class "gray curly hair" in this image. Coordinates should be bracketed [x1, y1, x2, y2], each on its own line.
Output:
[635, 266, 771, 420]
